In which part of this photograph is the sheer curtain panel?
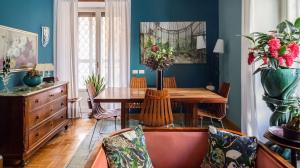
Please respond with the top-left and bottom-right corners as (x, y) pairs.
(104, 0), (131, 87)
(54, 0), (79, 117)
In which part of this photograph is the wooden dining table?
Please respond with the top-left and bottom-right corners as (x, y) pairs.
(93, 87), (227, 128)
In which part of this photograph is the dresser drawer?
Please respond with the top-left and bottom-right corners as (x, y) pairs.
(28, 96), (67, 129)
(28, 85), (67, 110)
(28, 108), (67, 148)
(28, 118), (53, 147)
(52, 108), (67, 129)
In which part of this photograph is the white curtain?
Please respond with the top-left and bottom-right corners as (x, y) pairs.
(282, 0), (300, 22)
(54, 0), (79, 117)
(241, 0), (260, 138)
(103, 0), (130, 87)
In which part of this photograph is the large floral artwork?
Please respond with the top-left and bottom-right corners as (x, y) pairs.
(0, 25), (38, 71)
(140, 21), (207, 64)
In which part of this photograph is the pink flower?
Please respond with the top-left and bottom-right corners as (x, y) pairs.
(283, 54), (294, 67)
(248, 52), (255, 65)
(270, 51), (279, 58)
(287, 43), (299, 58)
(263, 56), (268, 65)
(278, 57), (284, 66)
(151, 45), (159, 53)
(268, 38), (281, 52)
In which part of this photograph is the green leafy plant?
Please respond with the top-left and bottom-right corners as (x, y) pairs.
(244, 17), (300, 74)
(286, 98), (300, 131)
(85, 74), (105, 94)
(26, 65), (42, 77)
(144, 38), (175, 71)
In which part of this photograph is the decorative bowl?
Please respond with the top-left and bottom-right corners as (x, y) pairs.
(23, 75), (42, 87)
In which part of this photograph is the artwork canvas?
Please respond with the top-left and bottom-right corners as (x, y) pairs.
(0, 25), (38, 71)
(140, 21), (206, 64)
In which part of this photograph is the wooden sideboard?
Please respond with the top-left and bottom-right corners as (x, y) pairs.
(0, 82), (69, 166)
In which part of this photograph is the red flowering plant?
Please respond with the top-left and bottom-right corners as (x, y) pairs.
(245, 18), (300, 74)
(144, 40), (174, 71)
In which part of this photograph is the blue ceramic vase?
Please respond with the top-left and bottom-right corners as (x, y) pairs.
(23, 75), (42, 87)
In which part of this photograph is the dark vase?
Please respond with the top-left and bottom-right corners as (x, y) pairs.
(156, 70), (163, 90)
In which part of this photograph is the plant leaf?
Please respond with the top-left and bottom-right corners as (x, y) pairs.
(295, 18), (300, 28)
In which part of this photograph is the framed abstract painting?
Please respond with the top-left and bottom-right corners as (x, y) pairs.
(140, 21), (207, 64)
(0, 25), (38, 71)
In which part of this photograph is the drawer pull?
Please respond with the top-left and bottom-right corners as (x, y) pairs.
(60, 116), (64, 119)
(60, 90), (64, 93)
(35, 116), (40, 120)
(35, 133), (39, 137)
(49, 94), (55, 97)
(35, 99), (39, 103)
(61, 102), (64, 107)
(50, 108), (53, 112)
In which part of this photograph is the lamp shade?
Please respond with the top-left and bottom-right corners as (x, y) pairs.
(196, 36), (206, 49)
(213, 39), (224, 54)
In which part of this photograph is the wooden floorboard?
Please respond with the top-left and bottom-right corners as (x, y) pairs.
(25, 119), (96, 168)
(24, 117), (239, 168)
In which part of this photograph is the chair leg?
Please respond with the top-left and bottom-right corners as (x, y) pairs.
(219, 119), (224, 129)
(79, 101), (82, 118)
(89, 119), (100, 149)
(200, 117), (203, 128)
(114, 116), (117, 131)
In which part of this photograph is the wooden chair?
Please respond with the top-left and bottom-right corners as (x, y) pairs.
(130, 77), (147, 88)
(163, 77), (177, 88)
(128, 77), (148, 118)
(197, 82), (230, 128)
(86, 83), (120, 148)
(139, 89), (174, 127)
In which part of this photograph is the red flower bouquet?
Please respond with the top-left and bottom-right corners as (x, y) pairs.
(245, 18), (300, 73)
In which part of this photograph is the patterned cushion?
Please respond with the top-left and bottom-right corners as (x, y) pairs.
(102, 125), (153, 168)
(201, 126), (258, 168)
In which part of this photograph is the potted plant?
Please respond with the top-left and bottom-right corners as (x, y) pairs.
(245, 18), (300, 126)
(245, 18), (300, 100)
(144, 40), (174, 90)
(23, 66), (43, 87)
(283, 98), (300, 140)
(85, 74), (105, 109)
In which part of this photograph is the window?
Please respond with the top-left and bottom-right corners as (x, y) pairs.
(78, 13), (97, 89)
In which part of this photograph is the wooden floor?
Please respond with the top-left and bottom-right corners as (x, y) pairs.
(25, 119), (96, 168)
(24, 117), (239, 168)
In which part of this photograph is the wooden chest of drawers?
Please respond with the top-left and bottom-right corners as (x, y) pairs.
(0, 82), (69, 166)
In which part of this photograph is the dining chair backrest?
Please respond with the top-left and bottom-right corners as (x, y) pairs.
(139, 89), (173, 127)
(86, 83), (97, 110)
(216, 82), (230, 118)
(163, 77), (177, 88)
(219, 82), (230, 98)
(130, 77), (147, 88)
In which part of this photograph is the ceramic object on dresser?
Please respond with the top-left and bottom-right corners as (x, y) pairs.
(23, 75), (42, 87)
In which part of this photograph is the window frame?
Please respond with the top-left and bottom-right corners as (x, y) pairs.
(77, 8), (105, 92)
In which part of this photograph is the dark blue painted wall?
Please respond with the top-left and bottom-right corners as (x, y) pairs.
(0, 0), (53, 89)
(131, 0), (219, 87)
(219, 0), (242, 127)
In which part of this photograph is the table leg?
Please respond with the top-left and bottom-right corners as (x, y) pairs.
(121, 102), (126, 129)
(184, 103), (197, 127)
(291, 150), (297, 168)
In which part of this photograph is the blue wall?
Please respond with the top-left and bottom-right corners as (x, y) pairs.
(0, 0), (53, 89)
(219, 0), (242, 127)
(131, 0), (219, 87)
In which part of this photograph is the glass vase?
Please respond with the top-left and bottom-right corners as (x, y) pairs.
(2, 75), (10, 92)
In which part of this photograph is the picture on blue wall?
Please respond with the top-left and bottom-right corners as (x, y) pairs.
(0, 25), (38, 71)
(140, 21), (206, 64)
